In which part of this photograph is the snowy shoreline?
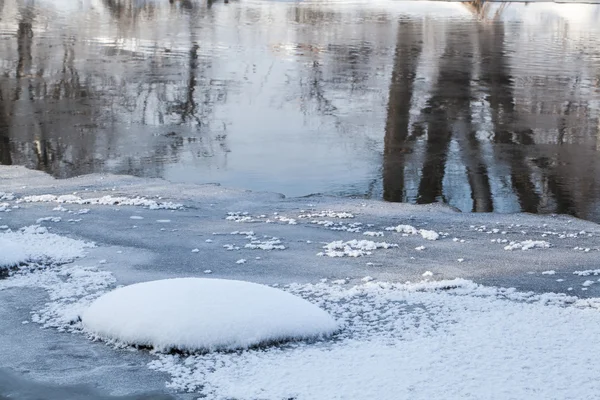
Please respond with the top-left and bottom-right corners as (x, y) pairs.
(2, 165), (600, 399)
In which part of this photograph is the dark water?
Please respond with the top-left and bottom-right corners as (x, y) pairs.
(1, 1), (600, 221)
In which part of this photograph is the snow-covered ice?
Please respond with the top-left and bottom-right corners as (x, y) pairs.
(82, 278), (338, 352)
(0, 225), (93, 268)
(3, 165), (600, 399)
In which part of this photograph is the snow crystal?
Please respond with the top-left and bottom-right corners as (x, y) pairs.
(82, 278), (338, 352)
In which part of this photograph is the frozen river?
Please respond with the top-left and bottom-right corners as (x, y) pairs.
(2, 0), (600, 398)
(2, 165), (600, 398)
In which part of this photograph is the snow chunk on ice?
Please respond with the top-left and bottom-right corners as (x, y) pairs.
(573, 269), (600, 276)
(385, 225), (439, 240)
(19, 194), (182, 210)
(419, 230), (439, 241)
(317, 240), (398, 258)
(385, 224), (418, 235)
(82, 278), (338, 352)
(503, 240), (551, 251)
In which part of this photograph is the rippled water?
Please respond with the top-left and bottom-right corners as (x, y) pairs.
(1, 0), (600, 221)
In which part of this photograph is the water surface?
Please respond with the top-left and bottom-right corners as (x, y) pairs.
(1, 0), (600, 221)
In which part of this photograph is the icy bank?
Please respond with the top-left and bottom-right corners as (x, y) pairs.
(82, 278), (338, 352)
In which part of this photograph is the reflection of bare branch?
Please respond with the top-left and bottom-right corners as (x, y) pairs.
(16, 8), (33, 81)
(417, 28), (477, 205)
(478, 22), (540, 213)
(383, 20), (422, 202)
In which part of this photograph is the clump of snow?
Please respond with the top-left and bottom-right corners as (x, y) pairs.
(244, 238), (285, 250)
(419, 230), (439, 241)
(236, 259), (247, 264)
(0, 226), (94, 268)
(422, 271), (433, 277)
(363, 231), (384, 237)
(19, 195), (182, 210)
(82, 278), (338, 352)
(0, 192), (15, 201)
(542, 270), (556, 275)
(317, 240), (398, 258)
(385, 224), (418, 235)
(573, 269), (600, 276)
(36, 216), (62, 224)
(385, 225), (439, 240)
(503, 240), (551, 251)
(298, 211), (354, 219)
(225, 212), (256, 223)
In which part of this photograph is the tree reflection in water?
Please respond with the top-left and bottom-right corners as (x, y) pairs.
(1, 0), (600, 221)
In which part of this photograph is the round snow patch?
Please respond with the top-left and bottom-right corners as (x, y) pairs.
(82, 278), (338, 352)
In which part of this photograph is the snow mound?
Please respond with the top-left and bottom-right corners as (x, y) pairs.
(82, 278), (339, 352)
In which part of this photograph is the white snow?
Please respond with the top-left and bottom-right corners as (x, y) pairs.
(542, 270), (556, 275)
(82, 278), (338, 352)
(0, 226), (93, 268)
(385, 225), (439, 240)
(574, 269), (600, 276)
(19, 195), (182, 210)
(419, 230), (439, 241)
(298, 211), (354, 219)
(147, 279), (600, 399)
(385, 224), (419, 235)
(36, 217), (62, 224)
(317, 240), (398, 257)
(363, 231), (384, 237)
(503, 240), (551, 251)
